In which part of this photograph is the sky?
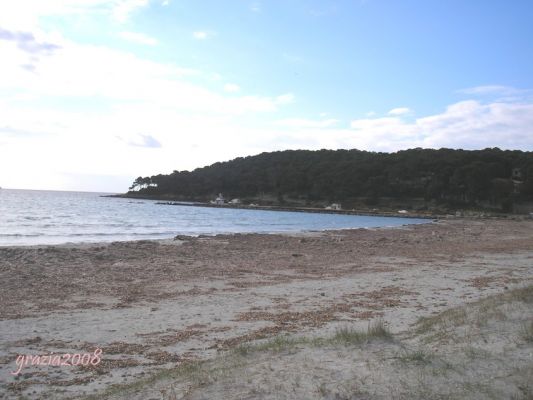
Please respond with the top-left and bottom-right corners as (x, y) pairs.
(0, 0), (532, 192)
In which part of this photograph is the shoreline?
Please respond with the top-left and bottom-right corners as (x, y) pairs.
(0, 208), (437, 248)
(4, 206), (529, 248)
(0, 220), (435, 249)
(1, 218), (532, 399)
(155, 200), (438, 219)
(105, 193), (438, 219)
(106, 192), (532, 220)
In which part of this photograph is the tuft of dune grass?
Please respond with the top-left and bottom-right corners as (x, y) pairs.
(234, 319), (392, 356)
(79, 285), (533, 400)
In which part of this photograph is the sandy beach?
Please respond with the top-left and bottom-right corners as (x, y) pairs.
(1, 218), (532, 399)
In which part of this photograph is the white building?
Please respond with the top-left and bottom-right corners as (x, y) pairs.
(214, 193), (225, 205)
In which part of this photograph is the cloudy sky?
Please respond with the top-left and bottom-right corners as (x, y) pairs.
(0, 0), (532, 192)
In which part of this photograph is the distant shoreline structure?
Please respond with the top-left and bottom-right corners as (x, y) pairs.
(105, 193), (435, 218)
(154, 200), (436, 219)
(107, 193), (527, 220)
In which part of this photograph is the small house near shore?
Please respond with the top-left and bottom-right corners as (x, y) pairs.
(213, 193), (225, 205)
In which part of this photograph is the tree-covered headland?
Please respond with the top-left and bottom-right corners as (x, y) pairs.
(128, 148), (533, 213)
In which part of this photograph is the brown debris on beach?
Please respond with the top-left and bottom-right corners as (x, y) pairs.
(0, 218), (532, 399)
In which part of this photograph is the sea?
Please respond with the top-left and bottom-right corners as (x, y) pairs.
(0, 189), (430, 246)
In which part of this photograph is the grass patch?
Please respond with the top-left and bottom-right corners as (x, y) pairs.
(233, 319), (393, 356)
(397, 349), (434, 365)
(368, 318), (393, 339)
(331, 327), (369, 345)
(521, 321), (533, 343)
(80, 320), (393, 399)
(415, 307), (467, 335)
(415, 284), (533, 342)
(332, 319), (392, 345)
(317, 382), (328, 396)
(160, 384), (179, 400)
(462, 345), (493, 359)
(513, 384), (533, 400)
(80, 286), (533, 400)
(80, 361), (202, 400)
(509, 285), (533, 304)
(79, 355), (246, 400)
(233, 335), (304, 356)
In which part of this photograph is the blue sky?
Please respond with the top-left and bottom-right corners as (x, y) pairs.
(0, 0), (532, 191)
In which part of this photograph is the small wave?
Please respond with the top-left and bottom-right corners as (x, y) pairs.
(0, 233), (41, 237)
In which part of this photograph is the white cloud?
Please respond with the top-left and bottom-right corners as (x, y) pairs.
(257, 98), (533, 154)
(250, 2), (261, 12)
(224, 83), (240, 93)
(388, 107), (411, 115)
(276, 93), (295, 105)
(0, 35), (294, 115)
(118, 31), (158, 45)
(458, 85), (518, 96)
(348, 100), (533, 151)
(275, 118), (339, 129)
(118, 133), (162, 148)
(0, 1), (306, 191)
(193, 31), (213, 40)
(112, 0), (150, 22)
(0, 0), (151, 29)
(0, 32), (299, 190)
(193, 31), (207, 40)
(457, 85), (532, 103)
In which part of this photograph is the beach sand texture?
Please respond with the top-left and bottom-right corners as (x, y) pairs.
(0, 218), (532, 399)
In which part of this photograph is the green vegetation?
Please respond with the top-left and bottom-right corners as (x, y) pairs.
(234, 319), (392, 356)
(80, 322), (393, 400)
(415, 284), (533, 345)
(128, 147), (533, 211)
(522, 321), (533, 343)
(233, 335), (304, 356)
(331, 319), (392, 344)
(79, 286), (533, 400)
(396, 349), (434, 365)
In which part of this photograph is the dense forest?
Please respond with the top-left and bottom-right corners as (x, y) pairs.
(128, 148), (533, 212)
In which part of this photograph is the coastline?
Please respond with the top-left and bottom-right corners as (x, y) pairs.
(1, 219), (532, 399)
(0, 215), (434, 249)
(106, 193), (437, 219)
(106, 193), (529, 220)
(154, 200), (438, 219)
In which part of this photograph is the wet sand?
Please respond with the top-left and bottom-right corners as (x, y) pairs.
(0, 218), (532, 399)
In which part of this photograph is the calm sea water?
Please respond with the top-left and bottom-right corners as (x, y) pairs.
(0, 189), (429, 246)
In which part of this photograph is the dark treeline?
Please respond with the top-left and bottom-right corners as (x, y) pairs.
(129, 148), (533, 212)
